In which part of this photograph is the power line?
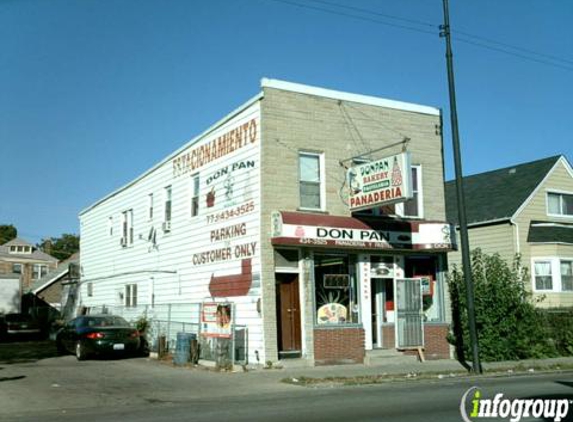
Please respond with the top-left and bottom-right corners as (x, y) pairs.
(265, 0), (573, 72)
(453, 29), (573, 66)
(307, 0), (436, 29)
(454, 36), (573, 72)
(265, 0), (437, 36)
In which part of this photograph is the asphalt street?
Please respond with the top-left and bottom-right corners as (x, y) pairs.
(2, 344), (573, 422)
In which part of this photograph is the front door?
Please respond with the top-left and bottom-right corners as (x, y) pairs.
(276, 273), (302, 356)
(395, 278), (424, 349)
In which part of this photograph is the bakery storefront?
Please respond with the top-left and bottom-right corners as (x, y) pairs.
(271, 211), (456, 364)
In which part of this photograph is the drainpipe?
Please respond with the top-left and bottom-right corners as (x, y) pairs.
(510, 218), (520, 255)
(510, 218), (525, 289)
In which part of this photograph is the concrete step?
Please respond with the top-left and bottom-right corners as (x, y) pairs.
(365, 349), (404, 358)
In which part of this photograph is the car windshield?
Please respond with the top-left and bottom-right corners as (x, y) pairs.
(82, 316), (130, 328)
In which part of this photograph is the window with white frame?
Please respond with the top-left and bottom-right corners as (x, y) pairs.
(562, 260), (573, 291)
(32, 264), (48, 280)
(397, 165), (423, 218)
(148, 193), (154, 221)
(191, 174), (200, 217)
(125, 284), (137, 307)
(547, 192), (573, 217)
(299, 152), (324, 210)
(121, 209), (134, 247)
(533, 258), (573, 292)
(12, 263), (22, 274)
(164, 186), (172, 232)
(534, 260), (553, 291)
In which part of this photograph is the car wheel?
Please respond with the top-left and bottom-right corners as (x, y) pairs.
(75, 341), (87, 361)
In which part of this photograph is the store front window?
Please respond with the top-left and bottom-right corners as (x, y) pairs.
(314, 254), (359, 325)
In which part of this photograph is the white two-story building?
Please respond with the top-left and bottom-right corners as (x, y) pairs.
(79, 79), (455, 365)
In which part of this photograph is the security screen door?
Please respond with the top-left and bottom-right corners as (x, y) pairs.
(395, 278), (424, 349)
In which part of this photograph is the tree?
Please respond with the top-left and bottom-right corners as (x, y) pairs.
(38, 233), (80, 261)
(448, 249), (556, 362)
(0, 224), (17, 245)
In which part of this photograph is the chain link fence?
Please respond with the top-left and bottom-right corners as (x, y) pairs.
(85, 303), (248, 366)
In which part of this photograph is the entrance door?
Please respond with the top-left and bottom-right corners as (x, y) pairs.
(371, 279), (384, 348)
(371, 278), (394, 348)
(276, 273), (302, 356)
(395, 278), (424, 349)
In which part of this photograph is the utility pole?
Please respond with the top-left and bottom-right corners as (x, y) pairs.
(440, 0), (481, 374)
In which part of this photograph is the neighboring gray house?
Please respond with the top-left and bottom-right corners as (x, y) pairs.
(446, 155), (573, 308)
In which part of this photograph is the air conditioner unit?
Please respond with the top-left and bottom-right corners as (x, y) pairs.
(120, 237), (127, 247)
(162, 221), (171, 232)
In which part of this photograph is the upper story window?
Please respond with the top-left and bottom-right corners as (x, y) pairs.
(12, 263), (22, 274)
(299, 152), (324, 210)
(533, 258), (573, 292)
(397, 165), (423, 218)
(148, 193), (154, 221)
(32, 264), (48, 280)
(121, 209), (134, 247)
(191, 174), (200, 217)
(164, 186), (172, 232)
(547, 192), (573, 217)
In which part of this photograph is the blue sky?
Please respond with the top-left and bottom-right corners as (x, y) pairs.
(1, 0), (571, 243)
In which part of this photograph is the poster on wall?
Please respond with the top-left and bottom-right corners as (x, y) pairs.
(201, 302), (233, 338)
(347, 152), (413, 212)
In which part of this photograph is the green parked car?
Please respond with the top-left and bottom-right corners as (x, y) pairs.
(56, 315), (141, 360)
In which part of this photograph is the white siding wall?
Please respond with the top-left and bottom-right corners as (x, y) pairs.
(80, 102), (264, 362)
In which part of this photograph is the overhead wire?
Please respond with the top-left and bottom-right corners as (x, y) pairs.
(264, 0), (573, 72)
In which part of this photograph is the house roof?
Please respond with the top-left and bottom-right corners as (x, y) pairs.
(527, 221), (573, 244)
(445, 155), (562, 226)
(28, 253), (79, 294)
(2, 237), (33, 247)
(0, 238), (58, 263)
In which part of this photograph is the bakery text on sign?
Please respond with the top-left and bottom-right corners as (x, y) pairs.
(347, 152), (412, 211)
(172, 118), (257, 177)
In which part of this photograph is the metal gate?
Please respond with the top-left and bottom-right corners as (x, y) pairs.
(395, 278), (424, 349)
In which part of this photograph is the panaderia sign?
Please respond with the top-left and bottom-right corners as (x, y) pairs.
(347, 152), (413, 211)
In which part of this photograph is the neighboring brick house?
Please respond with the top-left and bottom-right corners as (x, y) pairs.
(446, 155), (573, 308)
(0, 238), (58, 291)
(80, 79), (456, 365)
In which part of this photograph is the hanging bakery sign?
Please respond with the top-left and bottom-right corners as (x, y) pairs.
(347, 152), (413, 211)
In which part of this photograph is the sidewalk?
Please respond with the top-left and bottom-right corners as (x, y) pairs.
(219, 354), (573, 386)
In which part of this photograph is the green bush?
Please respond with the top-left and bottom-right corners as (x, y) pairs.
(448, 249), (558, 362)
(542, 309), (573, 356)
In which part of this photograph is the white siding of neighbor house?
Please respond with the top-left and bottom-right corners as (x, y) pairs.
(80, 102), (264, 362)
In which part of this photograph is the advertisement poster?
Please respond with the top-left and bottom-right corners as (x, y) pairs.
(201, 302), (233, 338)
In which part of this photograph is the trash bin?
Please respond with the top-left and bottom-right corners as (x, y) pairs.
(173, 332), (196, 366)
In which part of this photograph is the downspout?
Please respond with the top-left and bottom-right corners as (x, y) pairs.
(510, 217), (525, 289)
(510, 217), (521, 255)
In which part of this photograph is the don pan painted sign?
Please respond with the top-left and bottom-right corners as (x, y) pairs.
(347, 152), (413, 211)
